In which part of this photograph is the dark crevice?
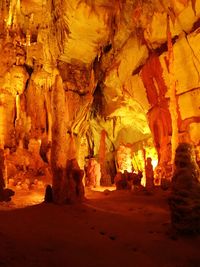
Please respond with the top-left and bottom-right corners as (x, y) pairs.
(154, 42), (168, 56)
(24, 64), (34, 76)
(132, 65), (143, 75)
(103, 43), (112, 53)
(191, 18), (200, 33)
(91, 82), (105, 118)
(154, 35), (178, 56)
(177, 87), (200, 97)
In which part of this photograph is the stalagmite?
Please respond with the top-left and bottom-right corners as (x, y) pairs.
(0, 148), (14, 201)
(145, 157), (154, 190)
(51, 74), (68, 204)
(51, 74), (85, 203)
(169, 143), (200, 235)
(99, 130), (111, 186)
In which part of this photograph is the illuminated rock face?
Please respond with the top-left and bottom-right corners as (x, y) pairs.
(0, 0), (200, 202)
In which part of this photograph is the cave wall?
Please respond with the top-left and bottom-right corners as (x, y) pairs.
(139, 29), (200, 165)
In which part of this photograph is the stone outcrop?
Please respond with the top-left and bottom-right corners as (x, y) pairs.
(168, 143), (200, 234)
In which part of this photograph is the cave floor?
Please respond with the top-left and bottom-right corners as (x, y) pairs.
(0, 188), (200, 267)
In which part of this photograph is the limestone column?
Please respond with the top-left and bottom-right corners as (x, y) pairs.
(51, 74), (85, 203)
(51, 74), (68, 204)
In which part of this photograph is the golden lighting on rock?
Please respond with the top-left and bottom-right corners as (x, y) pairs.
(151, 158), (158, 170)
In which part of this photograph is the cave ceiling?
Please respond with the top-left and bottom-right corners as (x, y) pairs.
(18, 0), (200, 63)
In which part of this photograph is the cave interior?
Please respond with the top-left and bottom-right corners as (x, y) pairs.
(0, 1), (200, 266)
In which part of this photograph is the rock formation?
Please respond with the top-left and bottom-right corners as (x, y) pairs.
(145, 157), (154, 190)
(0, 148), (15, 202)
(169, 143), (200, 234)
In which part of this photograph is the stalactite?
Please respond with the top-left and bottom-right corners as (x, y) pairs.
(191, 0), (196, 15)
(77, 0), (97, 15)
(46, 94), (52, 143)
(113, 117), (117, 138)
(105, 0), (124, 49)
(7, 0), (13, 27)
(7, 0), (20, 28)
(50, 0), (69, 54)
(141, 54), (172, 165)
(141, 55), (168, 105)
(70, 93), (93, 137)
(86, 129), (94, 157)
(70, 69), (96, 136)
(167, 14), (179, 165)
(99, 130), (107, 166)
(44, 69), (57, 143)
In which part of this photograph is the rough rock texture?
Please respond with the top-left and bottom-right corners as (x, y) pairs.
(169, 143), (200, 234)
(85, 158), (101, 188)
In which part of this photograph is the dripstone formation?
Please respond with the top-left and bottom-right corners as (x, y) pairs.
(168, 143), (200, 235)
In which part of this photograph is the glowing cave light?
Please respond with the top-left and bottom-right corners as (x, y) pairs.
(151, 159), (158, 170)
(145, 146), (158, 170)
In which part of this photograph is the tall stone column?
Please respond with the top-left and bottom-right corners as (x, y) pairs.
(51, 74), (84, 203)
(51, 74), (68, 203)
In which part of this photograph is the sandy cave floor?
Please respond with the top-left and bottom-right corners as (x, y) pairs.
(0, 187), (200, 267)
